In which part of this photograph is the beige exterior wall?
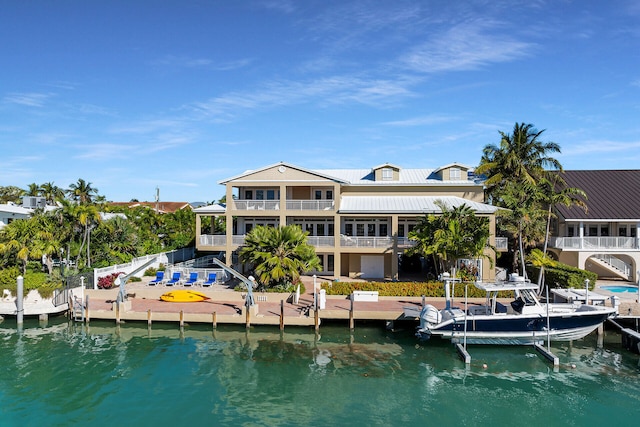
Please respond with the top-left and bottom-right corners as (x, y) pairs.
(197, 163), (496, 282)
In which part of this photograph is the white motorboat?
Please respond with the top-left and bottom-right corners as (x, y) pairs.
(406, 274), (617, 345)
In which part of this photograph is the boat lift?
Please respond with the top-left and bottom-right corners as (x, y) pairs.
(209, 258), (255, 307)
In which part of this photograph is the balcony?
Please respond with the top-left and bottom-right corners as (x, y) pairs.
(199, 235), (226, 246)
(306, 236), (335, 247)
(340, 236), (394, 248)
(286, 200), (334, 211)
(550, 236), (640, 251)
(233, 200), (280, 211)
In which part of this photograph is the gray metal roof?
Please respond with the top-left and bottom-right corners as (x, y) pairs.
(193, 203), (227, 214)
(317, 168), (480, 186)
(339, 196), (499, 214)
(555, 170), (640, 221)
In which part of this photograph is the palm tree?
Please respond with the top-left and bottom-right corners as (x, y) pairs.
(477, 123), (564, 276)
(535, 172), (588, 291)
(75, 204), (101, 267)
(40, 182), (64, 205)
(408, 200), (493, 278)
(0, 218), (39, 275)
(0, 186), (25, 203)
(239, 225), (321, 290)
(67, 179), (98, 204)
(477, 123), (562, 202)
(25, 182), (41, 197)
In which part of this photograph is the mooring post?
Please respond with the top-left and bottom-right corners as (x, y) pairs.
(147, 309), (152, 327)
(245, 306), (251, 329)
(179, 310), (184, 328)
(115, 301), (121, 325)
(280, 300), (284, 331)
(314, 304), (320, 332)
(212, 312), (217, 329)
(16, 275), (24, 328)
(85, 295), (90, 324)
(349, 296), (354, 330)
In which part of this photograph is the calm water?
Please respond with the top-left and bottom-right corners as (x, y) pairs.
(1, 318), (639, 427)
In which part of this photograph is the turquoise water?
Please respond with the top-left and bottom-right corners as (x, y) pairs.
(601, 285), (638, 293)
(1, 319), (639, 426)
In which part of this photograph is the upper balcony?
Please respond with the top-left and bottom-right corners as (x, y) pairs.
(549, 236), (640, 251)
(231, 199), (335, 212)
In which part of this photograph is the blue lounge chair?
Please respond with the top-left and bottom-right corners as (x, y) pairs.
(202, 273), (217, 287)
(165, 272), (181, 286)
(149, 271), (164, 286)
(184, 272), (198, 287)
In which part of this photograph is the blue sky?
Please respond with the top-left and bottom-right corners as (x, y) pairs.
(1, 0), (639, 203)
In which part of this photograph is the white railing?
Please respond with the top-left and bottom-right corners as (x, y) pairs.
(593, 254), (632, 278)
(306, 236), (335, 247)
(233, 200), (280, 211)
(340, 236), (394, 248)
(232, 235), (246, 245)
(199, 235), (226, 246)
(397, 237), (417, 248)
(550, 236), (640, 250)
(286, 200), (335, 211)
(93, 247), (195, 289)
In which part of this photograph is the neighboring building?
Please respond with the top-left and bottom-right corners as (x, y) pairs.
(195, 162), (501, 281)
(108, 201), (192, 214)
(0, 198), (57, 230)
(549, 170), (640, 282)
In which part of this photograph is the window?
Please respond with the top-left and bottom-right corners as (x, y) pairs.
(306, 223), (313, 235)
(345, 224), (353, 236)
(245, 224), (253, 233)
(450, 167), (461, 180)
(317, 223), (325, 236)
(256, 190), (264, 200)
(356, 224), (365, 236)
(328, 223), (334, 236)
(315, 190), (322, 200)
(601, 226), (609, 236)
(398, 224), (405, 238)
(326, 190), (333, 200)
(267, 190), (275, 200)
(381, 168), (393, 181)
(327, 255), (334, 272)
(367, 224), (375, 236)
(380, 224), (388, 237)
(245, 190), (253, 200)
(567, 225), (575, 237)
(588, 226), (598, 236)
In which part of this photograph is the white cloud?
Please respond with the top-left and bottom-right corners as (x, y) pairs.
(564, 139), (640, 155)
(401, 20), (534, 73)
(382, 114), (457, 127)
(3, 92), (53, 107)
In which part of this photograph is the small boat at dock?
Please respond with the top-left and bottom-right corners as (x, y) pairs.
(160, 290), (210, 303)
(405, 274), (617, 345)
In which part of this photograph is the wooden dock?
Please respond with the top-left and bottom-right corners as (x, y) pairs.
(80, 287), (435, 329)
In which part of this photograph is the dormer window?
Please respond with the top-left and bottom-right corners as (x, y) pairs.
(450, 167), (461, 180)
(382, 168), (393, 181)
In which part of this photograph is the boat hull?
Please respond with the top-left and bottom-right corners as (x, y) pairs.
(418, 308), (614, 344)
(160, 290), (210, 303)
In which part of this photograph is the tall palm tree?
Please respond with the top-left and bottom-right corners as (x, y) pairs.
(67, 178), (98, 204)
(239, 225), (321, 290)
(535, 172), (588, 291)
(0, 185), (25, 203)
(477, 123), (562, 202)
(75, 204), (101, 267)
(477, 122), (564, 276)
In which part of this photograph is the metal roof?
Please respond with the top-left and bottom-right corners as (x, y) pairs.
(554, 170), (640, 221)
(317, 168), (480, 186)
(339, 196), (499, 214)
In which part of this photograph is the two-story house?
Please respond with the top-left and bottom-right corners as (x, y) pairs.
(195, 162), (501, 281)
(549, 170), (640, 283)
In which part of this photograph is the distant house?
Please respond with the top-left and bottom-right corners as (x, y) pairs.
(108, 201), (192, 214)
(195, 161), (502, 281)
(0, 198), (58, 230)
(549, 170), (640, 282)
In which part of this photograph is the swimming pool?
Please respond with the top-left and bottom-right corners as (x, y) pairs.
(600, 285), (639, 293)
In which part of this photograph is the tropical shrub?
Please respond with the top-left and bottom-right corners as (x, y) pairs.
(320, 280), (494, 298)
(527, 264), (597, 289)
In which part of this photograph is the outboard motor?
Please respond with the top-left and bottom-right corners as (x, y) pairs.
(419, 304), (442, 329)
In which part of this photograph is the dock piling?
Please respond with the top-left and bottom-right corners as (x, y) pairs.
(212, 312), (217, 329)
(349, 297), (354, 330)
(280, 300), (284, 331)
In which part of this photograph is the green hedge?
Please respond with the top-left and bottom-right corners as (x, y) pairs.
(527, 264), (597, 290)
(0, 268), (63, 298)
(320, 280), (494, 298)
